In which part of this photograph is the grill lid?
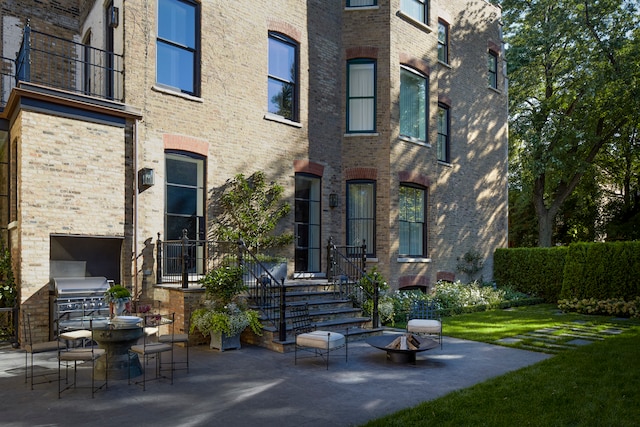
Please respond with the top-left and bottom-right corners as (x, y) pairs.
(53, 276), (110, 297)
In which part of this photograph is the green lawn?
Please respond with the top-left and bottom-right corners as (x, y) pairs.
(365, 305), (640, 426)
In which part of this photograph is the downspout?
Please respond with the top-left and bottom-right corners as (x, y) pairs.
(133, 118), (139, 300)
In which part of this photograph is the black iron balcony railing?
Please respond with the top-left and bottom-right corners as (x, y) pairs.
(4, 20), (124, 110)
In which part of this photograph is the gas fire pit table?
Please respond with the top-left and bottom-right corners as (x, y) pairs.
(366, 334), (439, 364)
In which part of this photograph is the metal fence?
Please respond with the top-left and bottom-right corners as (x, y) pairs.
(14, 21), (124, 103)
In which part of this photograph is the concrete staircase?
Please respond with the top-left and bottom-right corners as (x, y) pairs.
(243, 278), (384, 353)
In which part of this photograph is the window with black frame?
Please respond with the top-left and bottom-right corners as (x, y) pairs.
(347, 181), (376, 257)
(347, 59), (376, 133)
(268, 32), (298, 122)
(400, 0), (429, 25)
(437, 103), (450, 163)
(156, 0), (200, 96)
(400, 67), (427, 142)
(399, 184), (427, 257)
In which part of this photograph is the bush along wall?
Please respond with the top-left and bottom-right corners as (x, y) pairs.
(494, 247), (567, 302)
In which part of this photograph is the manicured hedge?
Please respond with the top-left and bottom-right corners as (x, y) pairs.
(560, 242), (640, 300)
(494, 247), (567, 302)
(495, 242), (640, 303)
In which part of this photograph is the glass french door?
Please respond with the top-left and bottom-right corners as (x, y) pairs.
(294, 175), (321, 273)
(165, 153), (205, 274)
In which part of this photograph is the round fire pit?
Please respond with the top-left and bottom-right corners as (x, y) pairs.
(366, 334), (439, 364)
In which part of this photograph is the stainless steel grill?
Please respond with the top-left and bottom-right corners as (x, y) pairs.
(52, 277), (111, 335)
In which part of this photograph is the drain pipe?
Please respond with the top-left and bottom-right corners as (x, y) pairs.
(133, 118), (139, 300)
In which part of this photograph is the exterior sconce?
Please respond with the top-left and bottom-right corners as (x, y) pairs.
(108, 6), (119, 28)
(140, 168), (155, 187)
(329, 193), (339, 208)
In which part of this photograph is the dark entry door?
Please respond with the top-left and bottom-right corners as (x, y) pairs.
(294, 175), (321, 273)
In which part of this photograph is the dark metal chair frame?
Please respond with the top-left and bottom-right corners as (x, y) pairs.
(23, 312), (60, 390)
(406, 300), (443, 349)
(128, 312), (174, 391)
(291, 303), (348, 370)
(58, 318), (108, 398)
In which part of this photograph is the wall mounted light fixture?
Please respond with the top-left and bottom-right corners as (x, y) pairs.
(140, 168), (155, 187)
(108, 6), (119, 28)
(329, 193), (339, 208)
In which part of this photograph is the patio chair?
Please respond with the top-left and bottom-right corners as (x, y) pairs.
(23, 312), (60, 390)
(158, 315), (190, 373)
(129, 313), (174, 390)
(406, 300), (443, 349)
(58, 319), (107, 398)
(291, 303), (347, 369)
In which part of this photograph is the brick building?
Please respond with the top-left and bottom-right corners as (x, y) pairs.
(0, 0), (507, 342)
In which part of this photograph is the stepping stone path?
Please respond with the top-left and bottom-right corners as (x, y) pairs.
(495, 320), (632, 354)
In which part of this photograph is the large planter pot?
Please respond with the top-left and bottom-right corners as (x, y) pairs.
(210, 331), (241, 351)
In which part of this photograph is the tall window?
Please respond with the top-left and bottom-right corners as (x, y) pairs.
(488, 51), (498, 89)
(400, 67), (427, 142)
(437, 20), (449, 63)
(347, 59), (376, 132)
(347, 181), (376, 256)
(437, 104), (450, 162)
(399, 185), (427, 257)
(347, 0), (377, 6)
(268, 32), (298, 121)
(165, 153), (205, 241)
(156, 0), (200, 96)
(401, 0), (429, 25)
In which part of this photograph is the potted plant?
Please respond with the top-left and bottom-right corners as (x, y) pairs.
(190, 264), (262, 351)
(104, 284), (131, 317)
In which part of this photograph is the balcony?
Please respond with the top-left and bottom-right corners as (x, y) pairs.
(1, 22), (124, 111)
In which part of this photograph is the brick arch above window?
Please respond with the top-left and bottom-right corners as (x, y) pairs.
(294, 160), (324, 176)
(346, 46), (379, 60)
(345, 167), (378, 181)
(488, 40), (501, 55)
(398, 275), (430, 291)
(163, 134), (208, 157)
(438, 94), (452, 107)
(267, 20), (301, 43)
(398, 171), (430, 188)
(399, 53), (430, 76)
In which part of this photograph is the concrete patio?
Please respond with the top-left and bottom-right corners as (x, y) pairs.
(0, 332), (550, 426)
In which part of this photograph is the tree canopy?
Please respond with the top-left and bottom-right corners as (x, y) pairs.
(503, 0), (640, 246)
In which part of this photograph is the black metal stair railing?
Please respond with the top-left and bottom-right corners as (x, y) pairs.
(326, 237), (380, 328)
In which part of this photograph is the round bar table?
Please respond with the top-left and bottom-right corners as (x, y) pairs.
(93, 323), (144, 380)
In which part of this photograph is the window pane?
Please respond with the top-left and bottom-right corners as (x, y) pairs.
(437, 106), (449, 162)
(400, 69), (426, 141)
(348, 0), (376, 6)
(166, 157), (198, 186)
(268, 37), (295, 83)
(268, 79), (294, 118)
(438, 22), (448, 62)
(157, 41), (194, 93)
(401, 0), (425, 23)
(158, 0), (195, 48)
(349, 63), (374, 97)
(167, 186), (197, 215)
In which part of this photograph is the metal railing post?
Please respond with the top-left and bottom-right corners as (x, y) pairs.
(279, 279), (287, 342)
(373, 277), (380, 328)
(156, 233), (163, 284)
(181, 229), (188, 288)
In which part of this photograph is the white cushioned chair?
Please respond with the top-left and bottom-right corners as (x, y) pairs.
(291, 303), (347, 369)
(406, 300), (443, 349)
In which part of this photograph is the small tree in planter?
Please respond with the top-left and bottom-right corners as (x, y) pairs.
(190, 264), (262, 351)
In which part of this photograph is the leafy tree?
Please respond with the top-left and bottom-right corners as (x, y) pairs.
(212, 171), (294, 253)
(503, 0), (640, 246)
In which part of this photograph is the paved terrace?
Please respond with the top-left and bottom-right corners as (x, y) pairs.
(0, 332), (550, 427)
